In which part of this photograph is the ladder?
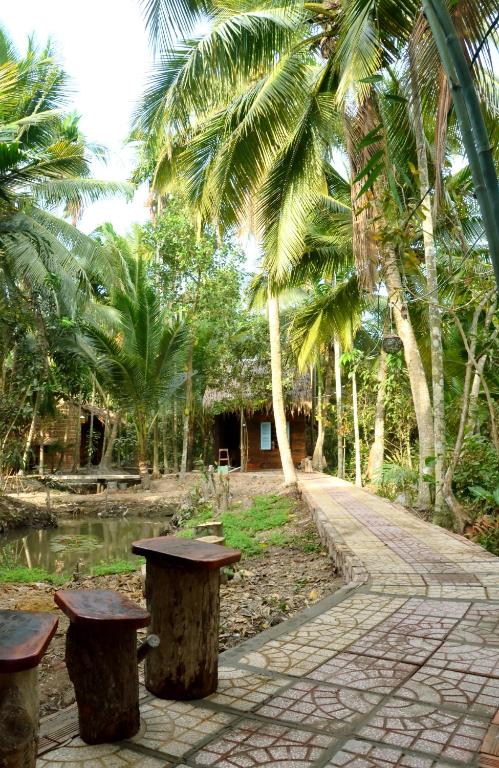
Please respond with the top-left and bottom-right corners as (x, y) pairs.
(218, 449), (230, 473)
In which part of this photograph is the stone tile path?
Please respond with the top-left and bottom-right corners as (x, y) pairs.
(39, 475), (499, 767)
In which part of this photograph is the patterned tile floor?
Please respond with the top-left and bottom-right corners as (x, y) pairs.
(39, 474), (499, 768)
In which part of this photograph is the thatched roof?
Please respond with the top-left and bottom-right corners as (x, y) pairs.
(203, 361), (312, 415)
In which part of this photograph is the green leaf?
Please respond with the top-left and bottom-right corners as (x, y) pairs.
(352, 149), (384, 184)
(358, 74), (384, 84)
(355, 159), (384, 198)
(468, 486), (490, 500)
(356, 126), (382, 151)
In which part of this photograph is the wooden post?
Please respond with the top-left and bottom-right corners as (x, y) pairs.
(0, 610), (58, 768)
(132, 536), (241, 700)
(54, 589), (149, 745)
(144, 561), (220, 699)
(65, 623), (140, 744)
(0, 668), (38, 768)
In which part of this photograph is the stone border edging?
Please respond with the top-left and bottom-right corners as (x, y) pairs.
(300, 487), (369, 588)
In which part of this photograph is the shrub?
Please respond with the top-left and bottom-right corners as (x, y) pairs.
(469, 515), (499, 556)
(454, 435), (499, 510)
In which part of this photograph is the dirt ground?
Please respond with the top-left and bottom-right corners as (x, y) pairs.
(7, 470), (293, 517)
(1, 472), (342, 716)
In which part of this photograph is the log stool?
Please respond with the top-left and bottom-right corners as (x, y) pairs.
(131, 536), (240, 699)
(54, 589), (149, 745)
(0, 610), (58, 768)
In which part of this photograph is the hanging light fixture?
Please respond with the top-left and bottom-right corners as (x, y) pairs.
(382, 304), (403, 353)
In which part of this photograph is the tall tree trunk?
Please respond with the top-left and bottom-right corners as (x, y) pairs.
(383, 248), (434, 508)
(312, 363), (328, 471)
(334, 338), (344, 479)
(467, 364), (485, 435)
(267, 289), (297, 487)
(466, 320), (497, 434)
(180, 343), (193, 478)
(409, 47), (446, 513)
(100, 413), (120, 471)
(87, 410), (95, 467)
(72, 401), (82, 472)
(19, 390), (41, 475)
(152, 419), (161, 479)
(5, 342), (17, 397)
(310, 365), (316, 448)
(442, 294), (494, 527)
(39, 428), (45, 477)
(452, 304), (499, 456)
(367, 348), (387, 482)
(162, 414), (170, 475)
(352, 369), (362, 487)
(312, 380), (325, 471)
(137, 423), (150, 490)
(240, 407), (248, 471)
(172, 398), (179, 472)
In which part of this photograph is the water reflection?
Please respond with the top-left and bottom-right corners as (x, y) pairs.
(1, 517), (167, 575)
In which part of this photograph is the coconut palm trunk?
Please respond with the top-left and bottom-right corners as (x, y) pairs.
(267, 289), (297, 486)
(351, 368), (362, 487)
(137, 421), (151, 490)
(312, 366), (326, 471)
(162, 414), (170, 474)
(152, 419), (161, 478)
(180, 342), (193, 478)
(383, 248), (434, 508)
(334, 338), (344, 478)
(172, 398), (179, 472)
(409, 47), (446, 513)
(367, 348), (387, 482)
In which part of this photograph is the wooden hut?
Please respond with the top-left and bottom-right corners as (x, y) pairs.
(32, 401), (114, 473)
(204, 367), (312, 471)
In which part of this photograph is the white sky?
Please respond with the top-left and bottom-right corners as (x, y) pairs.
(4, 0), (152, 234)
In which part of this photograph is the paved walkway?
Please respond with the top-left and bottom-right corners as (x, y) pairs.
(39, 475), (499, 767)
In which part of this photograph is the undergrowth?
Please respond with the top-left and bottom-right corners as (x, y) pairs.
(179, 493), (293, 556)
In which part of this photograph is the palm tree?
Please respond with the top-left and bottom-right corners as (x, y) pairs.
(0, 30), (134, 474)
(79, 228), (187, 487)
(0, 30), (131, 292)
(136, 0), (496, 511)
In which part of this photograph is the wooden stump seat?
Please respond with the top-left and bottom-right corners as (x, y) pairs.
(0, 610), (58, 768)
(131, 536), (241, 700)
(54, 589), (149, 745)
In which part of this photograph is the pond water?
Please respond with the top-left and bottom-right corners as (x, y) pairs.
(0, 517), (167, 576)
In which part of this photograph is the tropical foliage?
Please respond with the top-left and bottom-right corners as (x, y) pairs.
(0, 1), (497, 546)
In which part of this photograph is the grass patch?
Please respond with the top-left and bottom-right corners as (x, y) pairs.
(0, 566), (66, 586)
(89, 558), (144, 577)
(179, 494), (293, 556)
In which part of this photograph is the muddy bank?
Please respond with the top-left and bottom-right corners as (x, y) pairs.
(0, 495), (56, 534)
(5, 471), (288, 518)
(1, 492), (341, 717)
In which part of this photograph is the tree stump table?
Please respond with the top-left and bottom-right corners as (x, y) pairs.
(54, 589), (149, 744)
(131, 536), (241, 699)
(0, 610), (58, 768)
